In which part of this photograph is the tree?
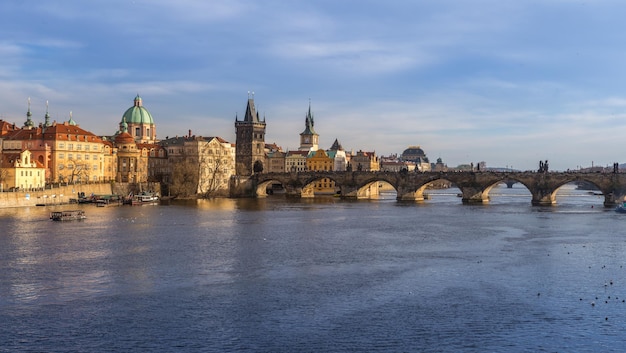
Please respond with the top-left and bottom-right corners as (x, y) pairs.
(198, 141), (233, 198)
(169, 158), (199, 198)
(253, 160), (264, 174)
(67, 160), (91, 183)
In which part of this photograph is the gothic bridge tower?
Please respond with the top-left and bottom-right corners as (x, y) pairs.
(235, 95), (266, 176)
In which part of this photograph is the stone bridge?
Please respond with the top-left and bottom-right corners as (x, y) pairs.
(241, 171), (626, 207)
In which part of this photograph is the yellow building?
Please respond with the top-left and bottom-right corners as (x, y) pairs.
(102, 140), (117, 182)
(350, 150), (380, 171)
(306, 149), (337, 195)
(0, 150), (46, 191)
(46, 119), (106, 183)
(114, 131), (150, 183)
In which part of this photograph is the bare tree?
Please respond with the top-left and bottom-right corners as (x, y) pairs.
(67, 160), (90, 183)
(169, 158), (199, 198)
(199, 154), (228, 198)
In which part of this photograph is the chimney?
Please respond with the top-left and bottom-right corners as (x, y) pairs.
(188, 129), (192, 138)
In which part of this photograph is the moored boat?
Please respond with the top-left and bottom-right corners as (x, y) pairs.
(50, 210), (86, 221)
(138, 193), (159, 202)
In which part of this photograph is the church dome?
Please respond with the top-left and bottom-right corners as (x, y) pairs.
(115, 131), (135, 144)
(121, 95), (154, 125)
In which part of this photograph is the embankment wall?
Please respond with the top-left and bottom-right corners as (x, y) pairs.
(0, 184), (113, 208)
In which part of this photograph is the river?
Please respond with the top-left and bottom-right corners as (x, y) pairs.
(1, 183), (625, 352)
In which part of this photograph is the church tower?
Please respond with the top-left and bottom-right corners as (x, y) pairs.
(298, 101), (319, 151)
(235, 95), (266, 176)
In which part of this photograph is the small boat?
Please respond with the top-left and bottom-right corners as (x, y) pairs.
(50, 210), (86, 221)
(138, 193), (159, 202)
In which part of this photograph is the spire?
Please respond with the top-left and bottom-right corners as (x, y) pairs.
(24, 97), (34, 128)
(300, 100), (317, 135)
(330, 138), (343, 151)
(308, 98), (314, 128)
(68, 111), (77, 126)
(244, 97), (259, 123)
(44, 100), (51, 127)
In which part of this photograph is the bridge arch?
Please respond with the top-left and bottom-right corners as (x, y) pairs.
(254, 179), (280, 197)
(476, 178), (534, 203)
(343, 175), (399, 199)
(397, 177), (455, 201)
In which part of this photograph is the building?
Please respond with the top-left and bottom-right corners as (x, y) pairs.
(147, 144), (168, 183)
(160, 133), (235, 197)
(432, 157), (448, 172)
(235, 96), (266, 175)
(114, 130), (147, 183)
(285, 150), (308, 172)
(328, 138), (347, 171)
(350, 150), (380, 171)
(101, 140), (117, 182)
(400, 146), (431, 172)
(298, 102), (319, 152)
(46, 118), (106, 183)
(196, 136), (236, 196)
(307, 149), (336, 194)
(0, 149), (46, 191)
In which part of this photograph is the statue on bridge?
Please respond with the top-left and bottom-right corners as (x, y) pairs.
(539, 160), (549, 173)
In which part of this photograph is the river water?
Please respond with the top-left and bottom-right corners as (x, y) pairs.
(1, 184), (625, 352)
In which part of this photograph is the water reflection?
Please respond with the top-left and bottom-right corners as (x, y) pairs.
(2, 195), (626, 351)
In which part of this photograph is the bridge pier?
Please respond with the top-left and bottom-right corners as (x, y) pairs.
(396, 192), (425, 201)
(530, 189), (557, 206)
(459, 186), (489, 204)
(395, 185), (426, 201)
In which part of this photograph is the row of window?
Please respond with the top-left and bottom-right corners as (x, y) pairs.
(58, 153), (100, 160)
(19, 171), (41, 177)
(58, 164), (99, 170)
(58, 143), (101, 151)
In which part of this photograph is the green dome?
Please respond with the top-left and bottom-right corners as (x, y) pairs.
(121, 95), (154, 125)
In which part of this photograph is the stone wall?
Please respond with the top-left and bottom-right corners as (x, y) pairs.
(0, 182), (162, 208)
(0, 183), (113, 208)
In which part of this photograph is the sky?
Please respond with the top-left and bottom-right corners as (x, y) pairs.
(2, 0), (626, 171)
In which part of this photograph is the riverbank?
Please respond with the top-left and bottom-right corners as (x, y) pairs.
(0, 184), (113, 208)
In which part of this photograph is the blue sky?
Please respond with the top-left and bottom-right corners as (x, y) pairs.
(1, 0), (626, 171)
